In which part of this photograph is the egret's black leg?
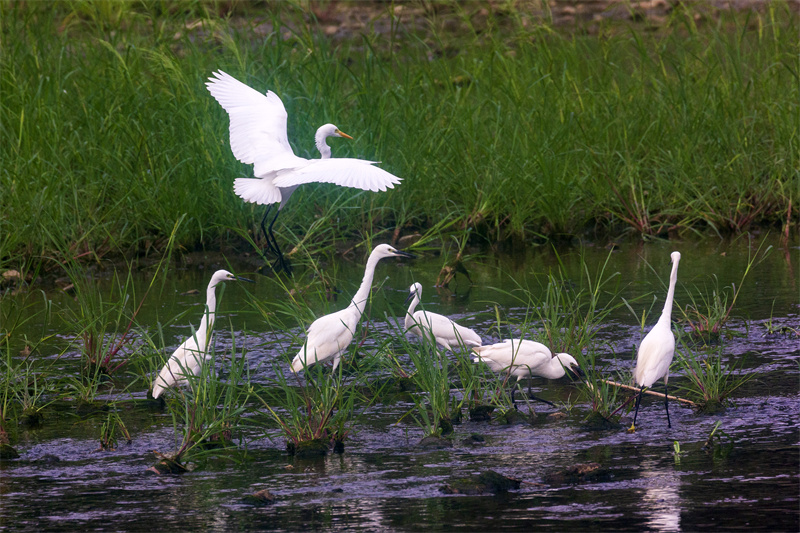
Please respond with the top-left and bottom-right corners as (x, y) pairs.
(511, 386), (519, 410)
(258, 206), (291, 275)
(525, 378), (555, 406)
(632, 385), (645, 429)
(266, 206), (292, 275)
(527, 393), (556, 407)
(260, 206), (278, 256)
(664, 381), (672, 428)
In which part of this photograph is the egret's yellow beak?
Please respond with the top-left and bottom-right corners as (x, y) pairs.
(335, 129), (353, 140)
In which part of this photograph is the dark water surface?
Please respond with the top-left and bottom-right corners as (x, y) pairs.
(1, 235), (798, 531)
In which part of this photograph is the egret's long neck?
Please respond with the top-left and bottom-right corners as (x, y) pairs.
(196, 282), (219, 346)
(405, 292), (420, 329)
(349, 253), (383, 318)
(659, 260), (680, 324)
(315, 129), (332, 159)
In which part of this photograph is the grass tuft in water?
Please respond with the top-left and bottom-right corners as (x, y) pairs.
(676, 345), (754, 412)
(158, 332), (253, 464)
(678, 237), (772, 341)
(258, 357), (380, 456)
(1, 289), (60, 442)
(702, 420), (735, 461)
(98, 407), (132, 451)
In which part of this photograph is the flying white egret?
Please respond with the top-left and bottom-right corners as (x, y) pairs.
(472, 339), (583, 407)
(291, 244), (414, 373)
(151, 269), (253, 399)
(404, 282), (481, 351)
(631, 251), (681, 430)
(205, 70), (402, 274)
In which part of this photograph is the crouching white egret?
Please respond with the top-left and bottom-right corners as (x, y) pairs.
(291, 244), (414, 373)
(631, 251), (681, 431)
(404, 282), (481, 351)
(151, 270), (253, 399)
(472, 339), (583, 407)
(206, 71), (403, 274)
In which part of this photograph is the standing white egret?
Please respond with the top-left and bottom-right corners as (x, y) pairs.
(151, 270), (253, 399)
(472, 339), (583, 407)
(631, 251), (681, 430)
(291, 244), (414, 373)
(404, 282), (481, 351)
(206, 70), (402, 274)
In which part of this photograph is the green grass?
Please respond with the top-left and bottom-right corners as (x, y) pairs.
(257, 352), (386, 455)
(0, 2), (797, 271)
(676, 344), (755, 412)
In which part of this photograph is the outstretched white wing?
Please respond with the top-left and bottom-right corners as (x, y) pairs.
(273, 158), (402, 192)
(207, 70), (403, 205)
(206, 70), (304, 176)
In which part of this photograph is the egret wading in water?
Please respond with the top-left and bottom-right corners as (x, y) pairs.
(151, 270), (253, 399)
(472, 339), (583, 408)
(206, 71), (402, 274)
(291, 244), (414, 373)
(631, 251), (681, 431)
(404, 282), (481, 351)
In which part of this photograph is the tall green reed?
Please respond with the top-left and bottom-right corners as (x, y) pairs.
(2, 3), (796, 266)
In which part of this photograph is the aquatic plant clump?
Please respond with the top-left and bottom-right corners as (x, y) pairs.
(676, 347), (755, 412)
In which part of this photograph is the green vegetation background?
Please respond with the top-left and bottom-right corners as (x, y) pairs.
(1, 1), (797, 267)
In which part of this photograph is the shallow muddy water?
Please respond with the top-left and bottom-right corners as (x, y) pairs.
(1, 235), (798, 531)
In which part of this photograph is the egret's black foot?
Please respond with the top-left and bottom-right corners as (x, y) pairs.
(272, 257), (292, 276)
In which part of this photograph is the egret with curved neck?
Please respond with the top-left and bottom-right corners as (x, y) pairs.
(291, 244), (414, 373)
(404, 282), (481, 351)
(631, 251), (681, 430)
(206, 71), (403, 274)
(152, 270), (253, 399)
(472, 339), (583, 407)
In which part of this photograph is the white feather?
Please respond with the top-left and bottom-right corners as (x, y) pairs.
(472, 339), (579, 382)
(151, 270), (245, 399)
(291, 244), (412, 373)
(206, 70), (402, 206)
(404, 282), (481, 351)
